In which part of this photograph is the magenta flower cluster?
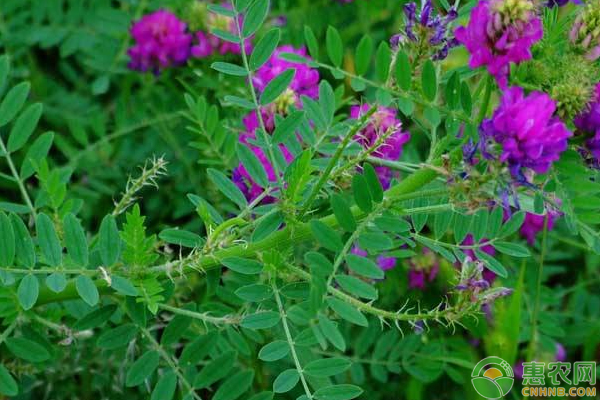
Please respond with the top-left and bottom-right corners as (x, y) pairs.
(480, 87), (572, 178)
(128, 9), (251, 74)
(350, 104), (411, 189)
(233, 46), (320, 201)
(128, 10), (192, 73)
(455, 0), (543, 88)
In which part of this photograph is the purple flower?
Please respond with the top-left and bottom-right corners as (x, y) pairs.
(407, 248), (440, 290)
(480, 87), (572, 178)
(454, 0), (542, 88)
(252, 45), (320, 100)
(392, 0), (458, 60)
(127, 10), (192, 73)
(351, 246), (397, 272)
(520, 211), (559, 245)
(350, 104), (411, 189)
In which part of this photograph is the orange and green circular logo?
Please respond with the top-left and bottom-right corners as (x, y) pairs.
(471, 356), (514, 399)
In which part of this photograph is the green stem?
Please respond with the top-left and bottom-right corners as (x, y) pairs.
(272, 280), (313, 399)
(300, 106), (377, 217)
(527, 214), (548, 360)
(157, 303), (241, 326)
(0, 136), (36, 216)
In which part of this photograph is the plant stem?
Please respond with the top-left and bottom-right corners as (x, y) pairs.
(272, 280), (313, 399)
(527, 214), (548, 361)
(0, 136), (36, 216)
(476, 74), (493, 124)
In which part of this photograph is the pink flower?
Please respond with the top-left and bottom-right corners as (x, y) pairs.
(520, 211), (559, 245)
(454, 0), (542, 88)
(127, 10), (192, 73)
(407, 248), (439, 290)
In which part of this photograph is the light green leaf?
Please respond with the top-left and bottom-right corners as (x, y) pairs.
(0, 82), (30, 128)
(17, 274), (38, 310)
(273, 369), (299, 393)
(63, 213), (88, 266)
(75, 275), (99, 306)
(36, 213), (62, 267)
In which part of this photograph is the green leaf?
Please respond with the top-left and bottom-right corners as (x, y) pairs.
(445, 72), (460, 110)
(346, 254), (384, 279)
(111, 275), (138, 296)
(272, 110), (305, 144)
(375, 42), (391, 82)
(261, 69), (295, 105)
(0, 212), (15, 267)
(499, 211), (525, 237)
(433, 211), (453, 240)
(493, 241), (530, 257)
(151, 372), (177, 400)
(179, 332), (218, 366)
(327, 297), (368, 327)
(310, 220), (343, 252)
(472, 209), (488, 242)
(475, 250), (508, 278)
(193, 350), (237, 388)
(305, 251), (333, 276)
(487, 207), (504, 237)
(0, 56), (8, 90)
(17, 274), (38, 310)
(159, 228), (203, 248)
(355, 35), (373, 76)
(0, 82), (30, 127)
(213, 370), (255, 400)
(318, 314), (346, 351)
(259, 340), (290, 361)
(304, 26), (319, 59)
(7, 103), (43, 152)
(250, 28), (280, 70)
(36, 213), (62, 267)
(335, 275), (378, 300)
(252, 211), (283, 241)
(273, 369), (299, 393)
(241, 311), (280, 329)
(421, 60), (437, 101)
(126, 350), (160, 387)
(319, 80), (335, 125)
(97, 324), (138, 349)
(211, 62), (248, 76)
(237, 142), (268, 187)
(313, 384), (363, 400)
(63, 213), (88, 266)
(242, 0), (269, 37)
(249, 392), (274, 400)
(161, 315), (192, 346)
(0, 364), (18, 396)
(453, 212), (472, 243)
(352, 174), (372, 212)
(236, 283), (273, 302)
(326, 26), (343, 67)
(330, 194), (356, 232)
(75, 275), (99, 306)
(5, 337), (50, 362)
(10, 214), (35, 268)
(99, 215), (121, 266)
(362, 163), (383, 202)
(395, 51), (411, 91)
(20, 131), (54, 179)
(45, 273), (67, 293)
(304, 358), (351, 377)
(461, 82), (472, 115)
(208, 168), (248, 209)
(222, 257), (263, 274)
(74, 305), (117, 330)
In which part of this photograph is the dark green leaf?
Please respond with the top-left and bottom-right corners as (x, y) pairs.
(355, 35), (373, 76)
(250, 28), (280, 70)
(97, 324), (138, 349)
(0, 364), (18, 396)
(273, 369), (299, 393)
(193, 350), (236, 388)
(7, 103), (42, 153)
(242, 0), (269, 37)
(111, 275), (138, 296)
(330, 194), (356, 232)
(36, 213), (62, 267)
(5, 337), (50, 362)
(326, 26), (343, 67)
(261, 69), (295, 105)
(213, 370), (255, 400)
(241, 311), (280, 329)
(63, 213), (88, 266)
(99, 215), (120, 266)
(335, 275), (377, 300)
(237, 142), (269, 187)
(304, 358), (351, 377)
(75, 275), (99, 306)
(222, 257), (263, 274)
(421, 60), (437, 101)
(272, 110), (305, 144)
(259, 340), (289, 361)
(327, 297), (368, 327)
(208, 168), (248, 209)
(346, 254), (384, 279)
(0, 212), (15, 267)
(352, 174), (372, 212)
(375, 42), (391, 82)
(395, 51), (411, 91)
(310, 220), (343, 252)
(126, 350), (159, 387)
(17, 274), (38, 310)
(211, 62), (248, 76)
(0, 82), (30, 127)
(313, 384), (363, 400)
(151, 372), (177, 400)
